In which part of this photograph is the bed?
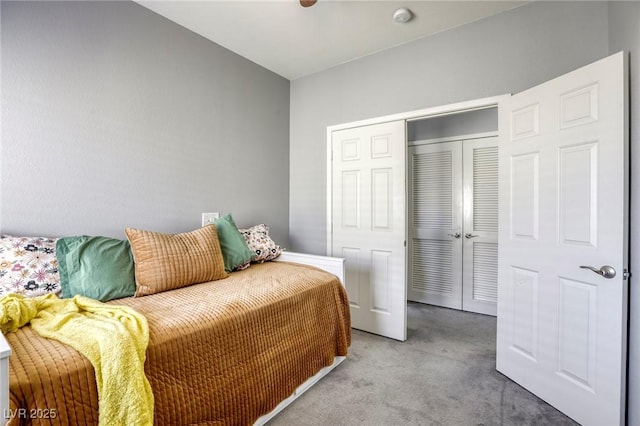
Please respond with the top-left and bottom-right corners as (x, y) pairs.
(0, 251), (350, 425)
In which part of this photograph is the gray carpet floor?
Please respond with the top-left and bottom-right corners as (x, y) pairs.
(270, 302), (578, 425)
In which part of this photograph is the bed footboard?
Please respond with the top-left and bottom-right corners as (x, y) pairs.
(275, 252), (345, 285)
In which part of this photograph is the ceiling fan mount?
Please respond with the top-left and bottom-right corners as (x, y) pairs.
(300, 0), (318, 7)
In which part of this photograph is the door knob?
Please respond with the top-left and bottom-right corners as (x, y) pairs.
(579, 265), (616, 279)
(447, 232), (461, 239)
(464, 233), (479, 239)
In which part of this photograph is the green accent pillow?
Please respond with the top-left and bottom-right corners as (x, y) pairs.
(56, 236), (136, 302)
(214, 214), (255, 272)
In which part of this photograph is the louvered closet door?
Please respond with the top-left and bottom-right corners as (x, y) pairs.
(462, 137), (499, 315)
(408, 141), (463, 309)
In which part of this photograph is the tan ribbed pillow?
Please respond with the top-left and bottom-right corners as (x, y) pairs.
(125, 225), (228, 297)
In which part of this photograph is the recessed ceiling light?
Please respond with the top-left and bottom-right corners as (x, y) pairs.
(393, 8), (413, 24)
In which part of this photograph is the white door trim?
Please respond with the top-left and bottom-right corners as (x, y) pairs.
(409, 131), (498, 147)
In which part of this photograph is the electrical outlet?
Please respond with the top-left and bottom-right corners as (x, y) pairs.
(202, 212), (219, 227)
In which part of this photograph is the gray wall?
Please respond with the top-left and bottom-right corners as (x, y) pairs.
(2, 0), (639, 422)
(289, 0), (610, 255)
(289, 1), (640, 423)
(0, 1), (290, 245)
(608, 3), (640, 425)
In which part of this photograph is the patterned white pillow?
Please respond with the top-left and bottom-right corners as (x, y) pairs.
(0, 235), (61, 297)
(238, 224), (282, 263)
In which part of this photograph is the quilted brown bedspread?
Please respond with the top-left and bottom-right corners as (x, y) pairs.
(5, 261), (351, 425)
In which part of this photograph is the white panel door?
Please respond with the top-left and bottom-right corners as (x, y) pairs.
(331, 120), (407, 341)
(497, 52), (628, 425)
(408, 141), (463, 309)
(462, 137), (499, 315)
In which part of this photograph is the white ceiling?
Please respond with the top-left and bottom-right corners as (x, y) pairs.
(136, 0), (528, 80)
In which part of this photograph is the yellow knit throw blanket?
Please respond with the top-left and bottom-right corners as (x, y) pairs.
(0, 293), (154, 426)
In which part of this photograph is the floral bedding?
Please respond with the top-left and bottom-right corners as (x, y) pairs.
(0, 235), (61, 297)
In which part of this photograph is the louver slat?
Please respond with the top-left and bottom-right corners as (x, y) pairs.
(412, 151), (453, 229)
(473, 146), (499, 232)
(472, 242), (498, 302)
(411, 239), (454, 295)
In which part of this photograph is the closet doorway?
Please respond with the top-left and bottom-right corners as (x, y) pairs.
(407, 108), (498, 316)
(327, 95), (505, 339)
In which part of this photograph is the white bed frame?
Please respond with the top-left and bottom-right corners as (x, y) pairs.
(0, 251), (346, 425)
(254, 355), (346, 425)
(0, 334), (10, 424)
(256, 251), (347, 424)
(274, 251), (345, 284)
